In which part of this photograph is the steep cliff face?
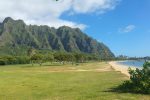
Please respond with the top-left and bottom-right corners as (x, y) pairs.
(0, 17), (114, 58)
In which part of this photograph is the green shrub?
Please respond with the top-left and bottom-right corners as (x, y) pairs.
(0, 56), (30, 65)
(0, 58), (7, 65)
(0, 56), (17, 65)
(118, 62), (150, 94)
(15, 56), (30, 64)
(30, 53), (44, 66)
(4, 56), (17, 64)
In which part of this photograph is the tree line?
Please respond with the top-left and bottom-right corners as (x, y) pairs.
(0, 48), (108, 65)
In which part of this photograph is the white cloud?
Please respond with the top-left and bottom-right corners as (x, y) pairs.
(119, 25), (136, 33)
(0, 0), (120, 30)
(72, 0), (120, 14)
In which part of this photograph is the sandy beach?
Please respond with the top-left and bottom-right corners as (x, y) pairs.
(109, 61), (134, 77)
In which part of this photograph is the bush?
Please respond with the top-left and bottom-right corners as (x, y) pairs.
(5, 56), (17, 64)
(0, 58), (7, 65)
(0, 56), (17, 65)
(0, 56), (30, 65)
(118, 62), (150, 94)
(30, 53), (44, 66)
(15, 56), (30, 64)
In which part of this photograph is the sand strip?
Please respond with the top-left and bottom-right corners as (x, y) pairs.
(109, 61), (134, 77)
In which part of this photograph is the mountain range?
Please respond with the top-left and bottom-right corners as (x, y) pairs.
(0, 17), (114, 58)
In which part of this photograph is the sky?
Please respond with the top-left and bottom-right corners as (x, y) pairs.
(0, 0), (150, 57)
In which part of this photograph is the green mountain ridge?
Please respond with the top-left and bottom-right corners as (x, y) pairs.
(0, 17), (114, 58)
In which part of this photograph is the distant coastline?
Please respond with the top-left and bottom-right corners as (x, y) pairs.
(116, 60), (145, 68)
(109, 60), (146, 77)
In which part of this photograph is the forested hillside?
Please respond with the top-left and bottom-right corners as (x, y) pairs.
(0, 17), (114, 59)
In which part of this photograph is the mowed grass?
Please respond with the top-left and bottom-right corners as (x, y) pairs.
(0, 62), (149, 100)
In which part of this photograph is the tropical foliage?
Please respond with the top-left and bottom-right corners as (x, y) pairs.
(117, 62), (150, 94)
(0, 48), (102, 65)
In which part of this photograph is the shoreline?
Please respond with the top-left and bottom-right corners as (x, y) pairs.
(109, 61), (135, 77)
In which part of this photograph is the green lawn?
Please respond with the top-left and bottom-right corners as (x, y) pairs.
(0, 62), (149, 100)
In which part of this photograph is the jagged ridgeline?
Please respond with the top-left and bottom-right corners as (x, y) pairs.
(0, 17), (114, 58)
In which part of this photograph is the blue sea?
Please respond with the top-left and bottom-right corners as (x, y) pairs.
(117, 60), (146, 68)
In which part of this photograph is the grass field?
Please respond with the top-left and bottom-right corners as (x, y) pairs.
(0, 62), (149, 100)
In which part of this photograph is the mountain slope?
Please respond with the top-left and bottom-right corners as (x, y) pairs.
(0, 17), (114, 58)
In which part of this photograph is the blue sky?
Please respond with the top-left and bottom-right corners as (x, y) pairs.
(0, 0), (149, 57)
(61, 0), (150, 57)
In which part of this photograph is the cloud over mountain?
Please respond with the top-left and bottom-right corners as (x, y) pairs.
(0, 0), (120, 29)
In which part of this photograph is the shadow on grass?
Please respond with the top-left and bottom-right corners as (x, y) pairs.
(104, 85), (150, 95)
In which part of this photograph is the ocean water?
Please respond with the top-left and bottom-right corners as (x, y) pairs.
(117, 60), (145, 68)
